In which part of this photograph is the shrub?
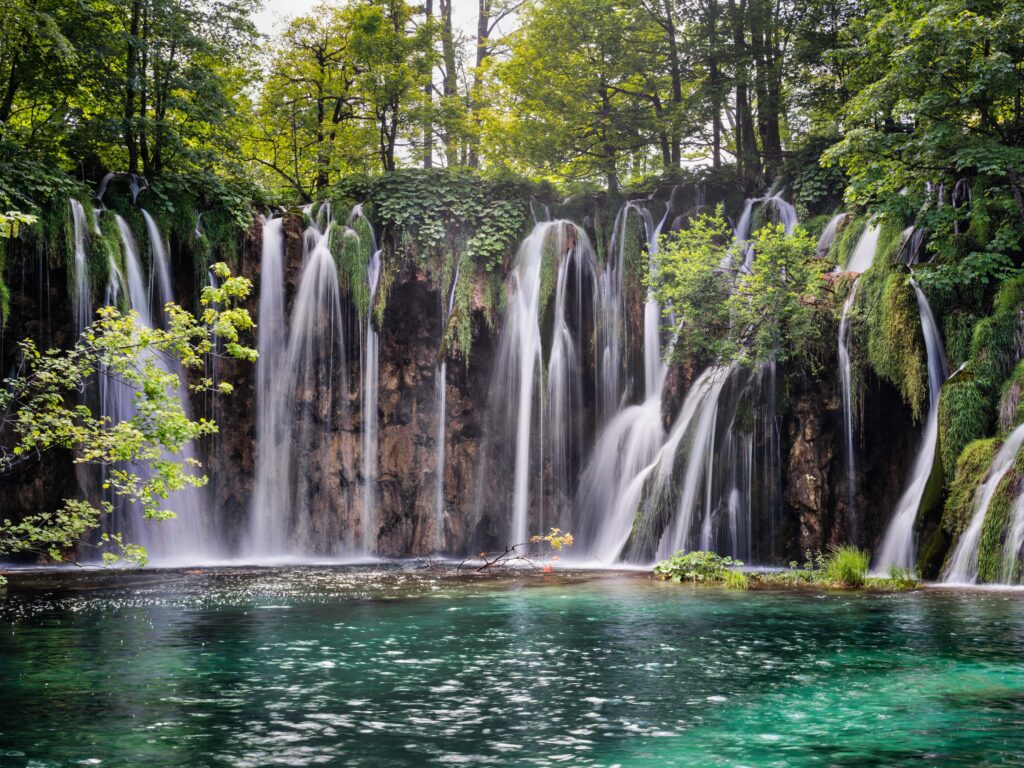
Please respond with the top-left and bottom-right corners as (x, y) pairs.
(653, 551), (742, 583)
(822, 545), (870, 587)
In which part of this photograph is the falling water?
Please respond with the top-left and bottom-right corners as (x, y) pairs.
(816, 213), (847, 259)
(875, 282), (948, 570)
(362, 246), (381, 554)
(99, 214), (215, 563)
(943, 423), (1024, 584)
(845, 223), (880, 273)
(478, 221), (598, 546)
(837, 285), (861, 518)
(434, 269), (459, 552)
(246, 217), (288, 556)
(999, 460), (1024, 583)
(246, 217), (351, 558)
(69, 199), (90, 332)
(734, 191), (798, 271)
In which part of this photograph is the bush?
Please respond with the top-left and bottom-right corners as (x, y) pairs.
(653, 551), (743, 583)
(822, 545), (870, 587)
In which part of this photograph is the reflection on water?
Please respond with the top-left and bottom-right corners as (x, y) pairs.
(3, 567), (1024, 767)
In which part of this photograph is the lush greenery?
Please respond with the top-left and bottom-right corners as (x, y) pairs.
(654, 550), (744, 584)
(649, 210), (825, 368)
(655, 548), (917, 590)
(0, 264), (255, 574)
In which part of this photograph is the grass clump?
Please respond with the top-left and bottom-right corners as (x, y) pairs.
(653, 551), (743, 584)
(822, 545), (870, 587)
(723, 569), (750, 590)
(866, 567), (920, 591)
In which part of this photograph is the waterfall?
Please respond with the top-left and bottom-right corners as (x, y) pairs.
(999, 466), (1024, 583)
(362, 246), (381, 554)
(816, 213), (847, 259)
(477, 221), (598, 546)
(575, 200), (670, 560)
(434, 361), (447, 551)
(837, 284), (861, 519)
(943, 424), (1024, 584)
(246, 217), (289, 557)
(98, 214), (216, 564)
(69, 199), (90, 332)
(434, 269), (458, 552)
(734, 192), (798, 271)
(845, 223), (880, 273)
(875, 283), (948, 570)
(246, 216), (352, 558)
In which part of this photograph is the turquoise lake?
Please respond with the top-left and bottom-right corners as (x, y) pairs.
(2, 567), (1024, 767)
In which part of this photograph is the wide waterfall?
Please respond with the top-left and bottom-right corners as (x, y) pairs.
(943, 423), (1024, 583)
(874, 281), (947, 570)
(575, 195), (786, 564)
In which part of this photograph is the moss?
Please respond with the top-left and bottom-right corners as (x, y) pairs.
(938, 377), (992, 479)
(942, 437), (1000, 538)
(861, 270), (928, 420)
(944, 311), (979, 369)
(328, 220), (372, 319)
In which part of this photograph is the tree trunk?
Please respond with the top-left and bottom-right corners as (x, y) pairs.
(423, 0), (434, 168)
(124, 0), (142, 175)
(440, 0), (458, 164)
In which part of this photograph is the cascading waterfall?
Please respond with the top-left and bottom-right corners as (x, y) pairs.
(874, 282), (948, 570)
(69, 200), (90, 332)
(999, 457), (1024, 583)
(477, 221), (598, 546)
(577, 200), (670, 560)
(246, 217), (288, 556)
(736, 191), (798, 271)
(816, 213), (847, 259)
(943, 423), (1024, 584)
(434, 267), (459, 552)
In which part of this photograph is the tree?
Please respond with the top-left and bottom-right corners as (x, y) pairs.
(482, 0), (663, 193)
(650, 208), (822, 365)
(0, 263), (255, 573)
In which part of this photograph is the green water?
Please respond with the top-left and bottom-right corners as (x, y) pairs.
(2, 568), (1024, 767)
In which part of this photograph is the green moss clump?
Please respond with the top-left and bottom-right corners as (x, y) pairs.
(862, 271), (928, 420)
(942, 437), (1000, 539)
(328, 220), (372, 319)
(944, 311), (979, 369)
(938, 377), (992, 479)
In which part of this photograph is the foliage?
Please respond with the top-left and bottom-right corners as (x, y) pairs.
(0, 264), (255, 566)
(653, 550), (743, 583)
(650, 209), (824, 367)
(723, 569), (750, 590)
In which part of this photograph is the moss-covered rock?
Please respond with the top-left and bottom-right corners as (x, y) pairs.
(999, 361), (1024, 434)
(938, 376), (993, 480)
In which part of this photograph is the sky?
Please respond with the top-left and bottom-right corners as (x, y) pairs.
(253, 0), (481, 40)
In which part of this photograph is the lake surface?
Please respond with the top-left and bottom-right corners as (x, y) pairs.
(2, 566), (1024, 767)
